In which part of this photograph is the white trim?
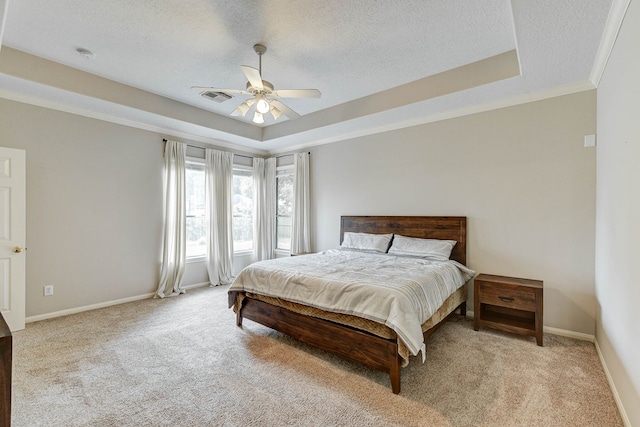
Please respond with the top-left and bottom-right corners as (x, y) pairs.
(590, 0), (632, 87)
(0, 87), (269, 156)
(186, 255), (207, 264)
(268, 80), (596, 155)
(25, 282), (214, 323)
(1, 66), (596, 158)
(595, 339), (632, 427)
(466, 310), (595, 342)
(26, 292), (155, 323)
(182, 281), (210, 290)
(233, 249), (254, 256)
(505, 0), (522, 80)
(276, 164), (295, 174)
(274, 248), (291, 258)
(543, 325), (594, 342)
(469, 308), (631, 425)
(0, 1), (9, 52)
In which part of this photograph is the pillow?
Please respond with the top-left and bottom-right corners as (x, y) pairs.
(388, 235), (456, 261)
(341, 232), (393, 253)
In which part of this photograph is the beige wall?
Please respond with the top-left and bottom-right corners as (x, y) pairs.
(0, 97), (264, 318)
(310, 91), (597, 335)
(0, 98), (164, 317)
(0, 87), (600, 337)
(596, 0), (640, 424)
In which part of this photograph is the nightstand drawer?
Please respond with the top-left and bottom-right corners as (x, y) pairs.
(474, 274), (544, 346)
(477, 282), (537, 311)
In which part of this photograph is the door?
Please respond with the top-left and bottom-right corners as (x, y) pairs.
(0, 147), (26, 331)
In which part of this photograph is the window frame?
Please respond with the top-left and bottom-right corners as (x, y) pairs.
(185, 158), (207, 262)
(275, 164), (294, 255)
(232, 164), (255, 255)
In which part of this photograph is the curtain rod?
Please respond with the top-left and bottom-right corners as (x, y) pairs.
(162, 139), (309, 159)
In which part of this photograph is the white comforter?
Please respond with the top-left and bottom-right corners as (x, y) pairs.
(229, 249), (476, 358)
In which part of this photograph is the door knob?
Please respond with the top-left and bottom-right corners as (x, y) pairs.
(13, 247), (23, 253)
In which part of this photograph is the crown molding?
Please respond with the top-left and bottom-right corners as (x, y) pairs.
(0, 1), (9, 50)
(590, 0), (632, 87)
(0, 86), (269, 156)
(269, 80), (596, 155)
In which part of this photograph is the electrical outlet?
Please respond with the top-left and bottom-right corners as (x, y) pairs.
(44, 285), (54, 296)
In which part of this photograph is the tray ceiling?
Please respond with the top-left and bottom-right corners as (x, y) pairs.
(0, 0), (615, 154)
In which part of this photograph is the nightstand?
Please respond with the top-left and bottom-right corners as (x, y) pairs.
(474, 274), (544, 346)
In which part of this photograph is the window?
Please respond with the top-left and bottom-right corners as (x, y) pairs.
(185, 160), (206, 258)
(276, 169), (293, 250)
(232, 167), (254, 252)
(184, 160), (255, 257)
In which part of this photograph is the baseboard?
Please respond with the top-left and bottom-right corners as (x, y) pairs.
(183, 282), (211, 290)
(26, 293), (155, 323)
(26, 282), (215, 323)
(542, 325), (595, 342)
(466, 310), (629, 423)
(465, 310), (595, 342)
(594, 340), (632, 427)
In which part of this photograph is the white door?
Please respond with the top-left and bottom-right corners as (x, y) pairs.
(0, 147), (26, 331)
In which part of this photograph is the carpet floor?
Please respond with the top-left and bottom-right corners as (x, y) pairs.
(12, 285), (623, 426)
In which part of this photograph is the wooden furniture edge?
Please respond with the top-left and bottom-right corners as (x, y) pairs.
(474, 274), (544, 346)
(237, 297), (466, 394)
(238, 298), (402, 392)
(340, 216), (466, 265)
(236, 215), (468, 394)
(0, 312), (12, 427)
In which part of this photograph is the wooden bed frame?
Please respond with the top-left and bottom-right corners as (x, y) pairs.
(234, 216), (468, 394)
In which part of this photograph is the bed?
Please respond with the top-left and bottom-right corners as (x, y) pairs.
(228, 216), (473, 393)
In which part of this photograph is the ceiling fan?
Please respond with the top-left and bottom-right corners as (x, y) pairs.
(192, 44), (321, 124)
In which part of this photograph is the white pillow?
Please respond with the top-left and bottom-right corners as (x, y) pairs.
(388, 235), (456, 260)
(341, 232), (393, 253)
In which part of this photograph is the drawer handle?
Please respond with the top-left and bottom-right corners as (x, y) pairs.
(499, 296), (515, 303)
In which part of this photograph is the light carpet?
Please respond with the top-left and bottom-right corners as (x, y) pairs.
(13, 285), (623, 426)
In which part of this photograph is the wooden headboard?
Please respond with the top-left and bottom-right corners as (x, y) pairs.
(340, 216), (467, 265)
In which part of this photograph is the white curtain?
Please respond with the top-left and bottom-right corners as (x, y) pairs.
(156, 140), (187, 298)
(205, 149), (235, 285)
(291, 152), (311, 254)
(253, 157), (277, 261)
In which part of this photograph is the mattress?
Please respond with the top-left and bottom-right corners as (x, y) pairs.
(229, 249), (475, 360)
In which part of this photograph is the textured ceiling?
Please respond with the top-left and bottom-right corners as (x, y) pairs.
(0, 0), (615, 154)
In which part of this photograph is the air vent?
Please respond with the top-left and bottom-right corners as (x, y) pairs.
(200, 91), (233, 103)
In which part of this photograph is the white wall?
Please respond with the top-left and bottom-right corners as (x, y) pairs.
(595, 0), (640, 424)
(310, 91), (597, 335)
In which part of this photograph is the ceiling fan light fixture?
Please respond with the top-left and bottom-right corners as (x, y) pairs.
(256, 96), (270, 114)
(231, 101), (251, 116)
(192, 43), (320, 124)
(271, 106), (282, 120)
(252, 111), (264, 124)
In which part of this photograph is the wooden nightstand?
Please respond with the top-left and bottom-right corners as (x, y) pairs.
(474, 274), (544, 346)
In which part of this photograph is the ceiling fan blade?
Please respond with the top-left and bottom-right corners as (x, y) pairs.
(191, 86), (249, 95)
(240, 65), (264, 90)
(270, 99), (300, 120)
(271, 89), (321, 99)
